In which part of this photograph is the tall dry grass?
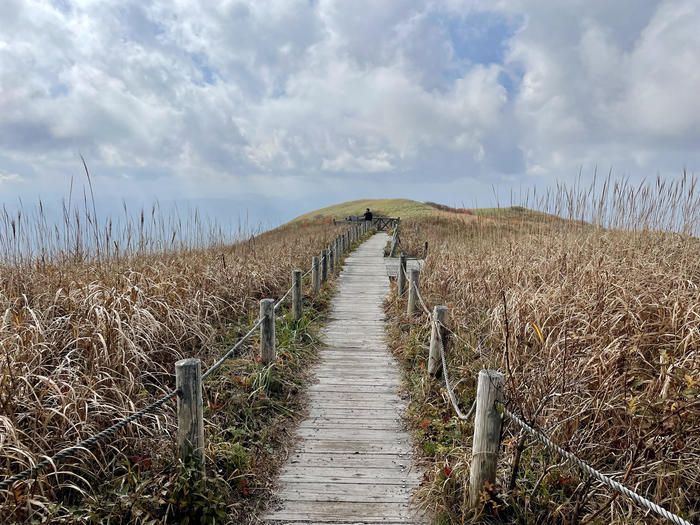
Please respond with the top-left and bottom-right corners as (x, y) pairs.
(390, 175), (699, 523)
(0, 200), (344, 522)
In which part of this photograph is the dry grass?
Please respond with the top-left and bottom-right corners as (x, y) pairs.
(0, 202), (347, 523)
(386, 176), (700, 523)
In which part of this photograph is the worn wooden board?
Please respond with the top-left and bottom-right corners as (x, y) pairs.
(264, 233), (426, 524)
(267, 501), (416, 522)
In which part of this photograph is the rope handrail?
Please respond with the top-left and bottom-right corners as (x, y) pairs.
(501, 406), (693, 525)
(274, 284), (295, 311)
(201, 316), (265, 381)
(0, 314), (266, 490)
(0, 239), (345, 489)
(411, 279), (433, 318)
(0, 390), (177, 489)
(405, 275), (693, 524)
(435, 317), (475, 421)
(406, 279), (475, 420)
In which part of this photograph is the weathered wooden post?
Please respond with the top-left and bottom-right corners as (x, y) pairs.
(397, 252), (407, 296)
(321, 249), (328, 283)
(428, 305), (447, 375)
(389, 222), (400, 257)
(260, 298), (276, 364)
(291, 269), (302, 321)
(329, 245), (335, 275)
(469, 370), (504, 508)
(335, 237), (341, 265)
(312, 256), (320, 295)
(176, 358), (205, 475)
(407, 268), (420, 315)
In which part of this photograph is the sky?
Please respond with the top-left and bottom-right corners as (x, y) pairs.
(1, 0), (699, 227)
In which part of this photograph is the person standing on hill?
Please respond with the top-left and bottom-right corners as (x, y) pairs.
(363, 208), (373, 221)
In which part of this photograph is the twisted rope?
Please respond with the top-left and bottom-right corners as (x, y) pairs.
(435, 318), (475, 421)
(406, 268), (692, 524)
(1, 313), (267, 489)
(411, 277), (474, 420)
(201, 316), (265, 381)
(502, 407), (693, 525)
(0, 389), (177, 490)
(411, 279), (433, 318)
(0, 237), (347, 489)
(274, 283), (295, 311)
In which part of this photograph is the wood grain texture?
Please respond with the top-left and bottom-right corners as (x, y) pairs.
(264, 233), (426, 524)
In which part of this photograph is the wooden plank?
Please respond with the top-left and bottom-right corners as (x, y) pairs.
(285, 452), (413, 468)
(279, 473), (421, 486)
(266, 501), (418, 521)
(279, 466), (420, 479)
(264, 233), (425, 524)
(294, 428), (410, 441)
(293, 442), (410, 455)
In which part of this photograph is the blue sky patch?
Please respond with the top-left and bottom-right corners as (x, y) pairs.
(191, 53), (217, 85)
(498, 62), (524, 98)
(446, 10), (522, 68)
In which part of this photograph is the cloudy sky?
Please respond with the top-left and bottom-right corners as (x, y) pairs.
(1, 0), (699, 226)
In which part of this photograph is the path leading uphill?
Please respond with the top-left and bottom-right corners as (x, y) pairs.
(264, 233), (425, 524)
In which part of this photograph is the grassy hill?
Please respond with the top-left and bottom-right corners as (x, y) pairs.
(285, 199), (563, 227)
(286, 199), (435, 225)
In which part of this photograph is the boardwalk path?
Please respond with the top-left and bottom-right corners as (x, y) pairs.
(265, 233), (425, 524)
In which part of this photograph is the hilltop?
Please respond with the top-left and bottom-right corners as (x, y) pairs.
(285, 199), (434, 225)
(284, 198), (555, 226)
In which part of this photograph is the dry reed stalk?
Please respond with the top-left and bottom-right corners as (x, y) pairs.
(0, 216), (345, 522)
(389, 177), (699, 523)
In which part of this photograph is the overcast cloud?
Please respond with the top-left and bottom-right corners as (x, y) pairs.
(1, 0), (698, 225)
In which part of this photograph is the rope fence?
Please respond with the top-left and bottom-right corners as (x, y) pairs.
(395, 261), (693, 524)
(501, 407), (693, 525)
(0, 223), (368, 493)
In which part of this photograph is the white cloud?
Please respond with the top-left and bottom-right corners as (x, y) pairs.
(321, 151), (393, 173)
(0, 172), (22, 183)
(0, 0), (699, 220)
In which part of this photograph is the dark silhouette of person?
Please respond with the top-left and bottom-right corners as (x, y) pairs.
(363, 208), (373, 221)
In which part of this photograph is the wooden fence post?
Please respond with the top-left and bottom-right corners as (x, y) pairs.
(389, 223), (400, 257)
(469, 370), (504, 509)
(329, 245), (335, 275)
(291, 269), (302, 321)
(260, 298), (275, 364)
(407, 268), (420, 316)
(397, 252), (407, 296)
(312, 256), (320, 295)
(321, 249), (328, 283)
(176, 358), (205, 476)
(335, 237), (341, 264)
(428, 305), (447, 376)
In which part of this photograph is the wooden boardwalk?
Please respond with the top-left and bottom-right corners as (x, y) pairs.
(265, 233), (425, 524)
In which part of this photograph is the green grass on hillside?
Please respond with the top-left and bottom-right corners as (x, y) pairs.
(286, 199), (434, 225)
